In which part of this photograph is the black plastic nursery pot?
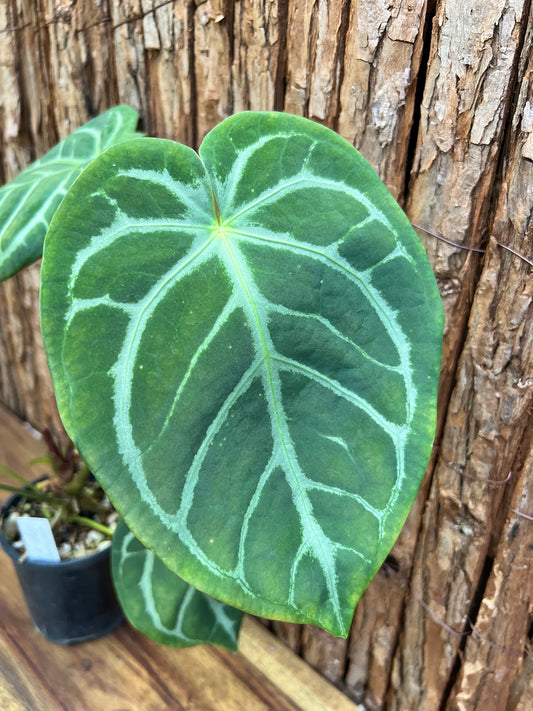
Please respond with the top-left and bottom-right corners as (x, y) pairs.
(0, 490), (124, 645)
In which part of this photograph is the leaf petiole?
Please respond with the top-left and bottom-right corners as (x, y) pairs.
(68, 515), (114, 538)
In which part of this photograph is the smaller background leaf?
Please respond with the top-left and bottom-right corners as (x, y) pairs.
(0, 105), (142, 281)
(111, 519), (244, 650)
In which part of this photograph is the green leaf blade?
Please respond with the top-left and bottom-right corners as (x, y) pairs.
(0, 105), (142, 280)
(112, 520), (243, 650)
(41, 112), (443, 638)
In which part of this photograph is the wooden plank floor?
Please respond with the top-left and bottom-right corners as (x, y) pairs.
(0, 404), (362, 711)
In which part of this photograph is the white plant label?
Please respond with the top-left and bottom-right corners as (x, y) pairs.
(17, 517), (61, 563)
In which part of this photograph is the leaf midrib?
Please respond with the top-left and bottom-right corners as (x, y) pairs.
(216, 225), (346, 630)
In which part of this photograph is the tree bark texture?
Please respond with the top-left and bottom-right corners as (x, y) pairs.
(0, 2), (531, 709)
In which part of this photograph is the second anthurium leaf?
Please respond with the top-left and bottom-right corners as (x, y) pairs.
(41, 111), (443, 637)
(0, 105), (142, 281)
(111, 519), (243, 649)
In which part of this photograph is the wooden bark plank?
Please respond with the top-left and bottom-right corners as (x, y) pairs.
(386, 4), (533, 705)
(0, 0), (125, 434)
(10, 0), (57, 155)
(0, 2), (111, 437)
(301, 625), (349, 685)
(232, 0), (283, 113)
(284, 0), (351, 127)
(194, 0), (233, 141)
(137, 0), (195, 144)
(271, 619), (303, 653)
(448, 454), (532, 710)
(41, 0), (117, 134)
(444, 20), (533, 707)
(338, 0), (429, 200)
(0, 1), (29, 183)
(388, 236), (532, 711)
(406, 0), (531, 432)
(345, 509), (421, 711)
(284, 0), (315, 117)
(0, 265), (62, 434)
(511, 656), (533, 711)
(284, 0), (430, 198)
(111, 1), (150, 129)
(305, 0), (347, 126)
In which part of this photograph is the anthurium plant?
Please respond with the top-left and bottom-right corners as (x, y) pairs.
(0, 106), (443, 650)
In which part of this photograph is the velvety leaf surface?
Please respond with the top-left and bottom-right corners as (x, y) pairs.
(111, 519), (243, 649)
(0, 106), (141, 280)
(41, 112), (443, 636)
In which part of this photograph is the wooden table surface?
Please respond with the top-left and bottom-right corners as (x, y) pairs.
(0, 404), (361, 711)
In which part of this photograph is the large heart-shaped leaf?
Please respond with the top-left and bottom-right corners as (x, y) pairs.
(41, 112), (443, 637)
(0, 105), (142, 281)
(111, 519), (243, 649)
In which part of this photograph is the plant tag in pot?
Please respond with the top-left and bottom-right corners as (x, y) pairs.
(16, 518), (61, 563)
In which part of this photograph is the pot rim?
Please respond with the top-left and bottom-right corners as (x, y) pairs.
(0, 479), (112, 569)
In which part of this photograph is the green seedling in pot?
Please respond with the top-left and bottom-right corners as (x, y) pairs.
(0, 107), (443, 649)
(1, 429), (114, 550)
